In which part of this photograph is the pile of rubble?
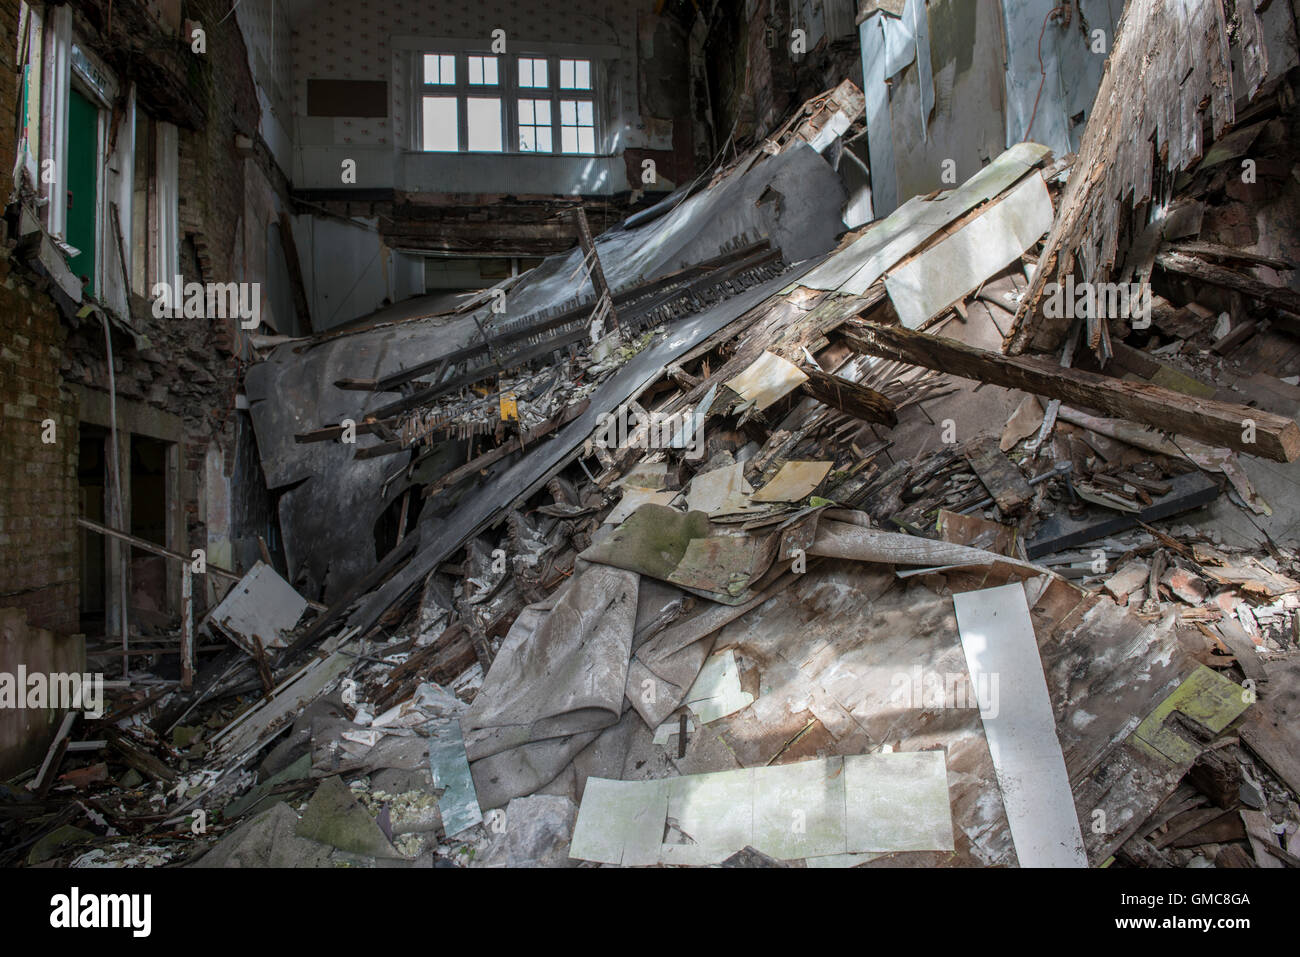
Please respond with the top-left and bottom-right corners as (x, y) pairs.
(7, 18), (1300, 869)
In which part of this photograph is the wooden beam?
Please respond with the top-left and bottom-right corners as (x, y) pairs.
(1156, 250), (1300, 318)
(799, 366), (898, 426)
(837, 319), (1300, 462)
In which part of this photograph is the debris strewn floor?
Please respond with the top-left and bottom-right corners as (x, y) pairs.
(6, 3), (1300, 873)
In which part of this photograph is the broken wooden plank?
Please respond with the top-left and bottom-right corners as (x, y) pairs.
(963, 436), (1033, 513)
(27, 711), (76, 797)
(1239, 658), (1300, 797)
(838, 319), (1300, 462)
(799, 366), (897, 426)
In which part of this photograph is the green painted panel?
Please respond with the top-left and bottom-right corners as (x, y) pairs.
(65, 88), (98, 294)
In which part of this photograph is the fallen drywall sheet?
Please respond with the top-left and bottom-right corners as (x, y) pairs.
(209, 560), (309, 651)
(885, 173), (1055, 329)
(953, 582), (1088, 867)
(684, 462), (753, 516)
(569, 751), (954, 866)
(724, 350), (809, 410)
(801, 142), (1051, 295)
(605, 487), (680, 525)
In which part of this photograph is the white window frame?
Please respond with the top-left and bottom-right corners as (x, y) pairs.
(413, 50), (600, 156)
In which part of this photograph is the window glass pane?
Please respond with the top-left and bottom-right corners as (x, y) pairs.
(560, 99), (575, 124)
(561, 127), (578, 153)
(519, 127), (536, 152)
(578, 128), (595, 153)
(422, 96), (458, 151)
(535, 100), (551, 123)
(560, 59), (591, 89)
(519, 57), (547, 88)
(538, 127), (553, 152)
(577, 101), (593, 125)
(518, 98), (533, 124)
(423, 53), (454, 84)
(466, 97), (502, 151)
(468, 55), (498, 85)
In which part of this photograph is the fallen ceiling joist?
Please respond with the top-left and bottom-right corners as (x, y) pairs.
(837, 319), (1300, 462)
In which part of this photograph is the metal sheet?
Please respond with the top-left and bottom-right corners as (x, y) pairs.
(953, 582), (1087, 867)
(208, 560), (308, 651)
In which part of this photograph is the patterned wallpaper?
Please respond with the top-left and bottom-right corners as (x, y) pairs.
(288, 0), (649, 150)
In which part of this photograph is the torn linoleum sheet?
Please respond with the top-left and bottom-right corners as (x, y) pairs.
(569, 751), (954, 866)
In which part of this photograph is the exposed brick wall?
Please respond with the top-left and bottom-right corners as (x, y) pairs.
(0, 0), (78, 635)
(0, 0), (19, 178)
(0, 0), (266, 635)
(0, 257), (80, 635)
(178, 0), (263, 290)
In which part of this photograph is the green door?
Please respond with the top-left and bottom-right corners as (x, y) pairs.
(65, 87), (98, 294)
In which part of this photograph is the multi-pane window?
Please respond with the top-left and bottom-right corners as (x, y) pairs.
(559, 99), (595, 154)
(518, 99), (553, 152)
(418, 53), (595, 155)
